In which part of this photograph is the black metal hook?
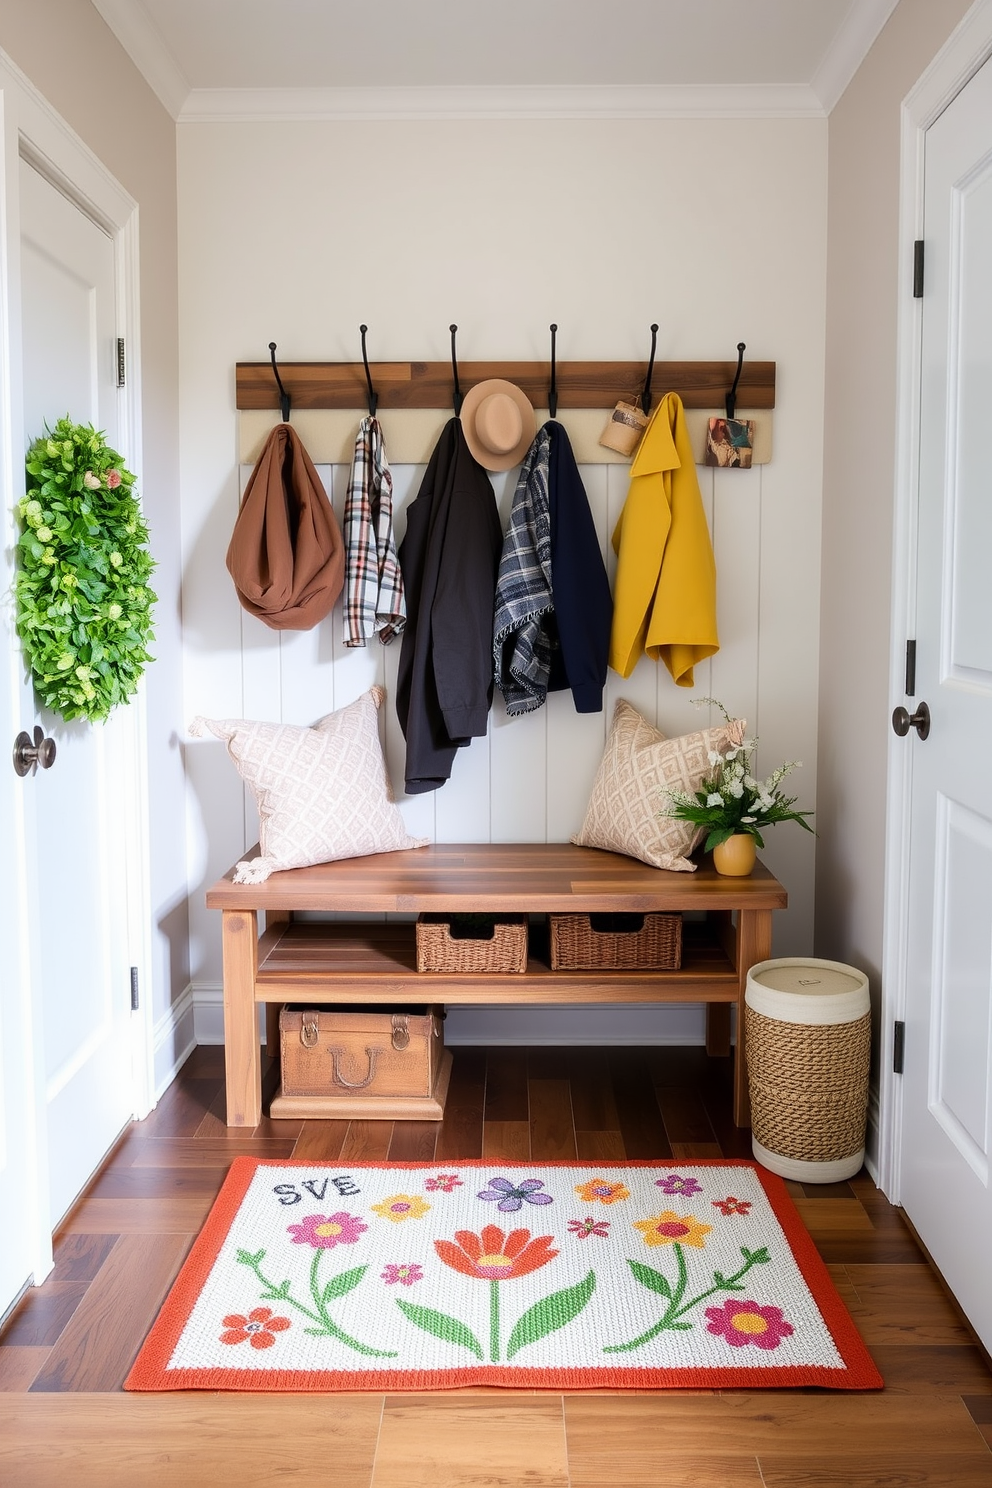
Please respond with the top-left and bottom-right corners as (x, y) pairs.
(449, 324), (463, 415)
(359, 325), (378, 417)
(641, 323), (659, 415)
(726, 342), (746, 420)
(268, 342), (291, 423)
(548, 323), (558, 419)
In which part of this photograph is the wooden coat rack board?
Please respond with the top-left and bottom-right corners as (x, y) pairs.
(235, 359), (776, 412)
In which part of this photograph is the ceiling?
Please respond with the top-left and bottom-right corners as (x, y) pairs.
(91, 0), (900, 120)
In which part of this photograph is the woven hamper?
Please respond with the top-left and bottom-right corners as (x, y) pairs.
(745, 957), (871, 1183)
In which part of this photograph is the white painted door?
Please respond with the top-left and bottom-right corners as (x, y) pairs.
(15, 157), (136, 1229)
(899, 53), (992, 1353)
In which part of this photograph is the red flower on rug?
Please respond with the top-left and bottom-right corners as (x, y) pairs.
(712, 1196), (753, 1216)
(219, 1305), (290, 1349)
(704, 1298), (794, 1350)
(287, 1212), (367, 1248)
(435, 1224), (558, 1281)
(424, 1173), (463, 1193)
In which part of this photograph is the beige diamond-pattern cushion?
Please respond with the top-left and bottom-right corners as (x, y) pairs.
(189, 686), (427, 882)
(571, 699), (746, 871)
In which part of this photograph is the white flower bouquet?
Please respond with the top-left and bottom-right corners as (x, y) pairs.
(664, 699), (815, 853)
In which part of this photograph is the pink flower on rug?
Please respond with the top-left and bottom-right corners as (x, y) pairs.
(381, 1262), (424, 1286)
(219, 1305), (290, 1349)
(712, 1195), (753, 1216)
(568, 1216), (610, 1239)
(435, 1224), (558, 1281)
(705, 1299), (794, 1350)
(655, 1174), (703, 1197)
(287, 1212), (367, 1248)
(424, 1173), (463, 1192)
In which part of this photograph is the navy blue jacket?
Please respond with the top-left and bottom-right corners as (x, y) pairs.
(546, 421), (613, 712)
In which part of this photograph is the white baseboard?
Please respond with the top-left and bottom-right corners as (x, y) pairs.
(863, 1085), (882, 1188)
(189, 983), (711, 1047)
(153, 983), (198, 1097)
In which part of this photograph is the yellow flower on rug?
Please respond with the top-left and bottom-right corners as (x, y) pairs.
(634, 1211), (712, 1248)
(575, 1178), (630, 1205)
(370, 1193), (431, 1223)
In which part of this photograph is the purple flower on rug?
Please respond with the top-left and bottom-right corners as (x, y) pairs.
(287, 1212), (368, 1249)
(381, 1262), (424, 1286)
(704, 1299), (795, 1351)
(655, 1174), (703, 1197)
(567, 1216), (610, 1239)
(477, 1176), (554, 1212)
(424, 1173), (463, 1193)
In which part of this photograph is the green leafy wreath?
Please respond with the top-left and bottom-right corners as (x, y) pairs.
(14, 417), (156, 722)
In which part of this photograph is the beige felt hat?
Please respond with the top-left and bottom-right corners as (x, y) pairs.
(460, 379), (536, 471)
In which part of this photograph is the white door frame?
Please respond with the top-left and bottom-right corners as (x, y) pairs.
(0, 48), (153, 1286)
(880, 0), (992, 1200)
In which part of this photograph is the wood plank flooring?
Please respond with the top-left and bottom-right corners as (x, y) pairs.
(1, 1043), (990, 1487)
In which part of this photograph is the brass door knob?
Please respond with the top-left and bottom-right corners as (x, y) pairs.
(891, 702), (930, 740)
(12, 726), (57, 777)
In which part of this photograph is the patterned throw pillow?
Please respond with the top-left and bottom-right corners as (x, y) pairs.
(571, 700), (746, 871)
(189, 686), (427, 883)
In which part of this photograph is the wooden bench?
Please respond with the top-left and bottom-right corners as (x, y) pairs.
(206, 842), (788, 1128)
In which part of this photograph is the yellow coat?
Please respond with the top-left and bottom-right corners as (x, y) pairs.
(608, 392), (719, 686)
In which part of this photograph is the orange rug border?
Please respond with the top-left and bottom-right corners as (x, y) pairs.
(125, 1157), (883, 1393)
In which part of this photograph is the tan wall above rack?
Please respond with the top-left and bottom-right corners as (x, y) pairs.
(235, 359), (776, 412)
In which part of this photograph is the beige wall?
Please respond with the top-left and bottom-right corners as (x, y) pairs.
(0, 0), (188, 1053)
(816, 3), (972, 1018)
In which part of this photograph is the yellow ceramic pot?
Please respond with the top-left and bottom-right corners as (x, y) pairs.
(712, 834), (756, 876)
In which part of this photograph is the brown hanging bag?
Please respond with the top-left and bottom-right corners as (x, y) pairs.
(227, 423), (344, 630)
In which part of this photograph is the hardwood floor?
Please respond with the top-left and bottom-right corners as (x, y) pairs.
(1, 1043), (990, 1487)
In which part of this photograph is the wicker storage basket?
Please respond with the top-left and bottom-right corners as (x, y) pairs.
(744, 957), (871, 1183)
(548, 911), (681, 970)
(416, 914), (528, 974)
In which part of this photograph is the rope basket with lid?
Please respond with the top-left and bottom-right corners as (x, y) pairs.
(744, 957), (871, 1183)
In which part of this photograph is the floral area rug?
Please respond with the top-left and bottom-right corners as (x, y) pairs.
(125, 1158), (882, 1392)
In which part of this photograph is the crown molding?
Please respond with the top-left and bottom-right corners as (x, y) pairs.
(810, 0), (900, 113)
(178, 81), (824, 124)
(90, 0), (190, 119)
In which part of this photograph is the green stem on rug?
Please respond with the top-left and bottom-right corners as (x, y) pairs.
(235, 1246), (397, 1358)
(603, 1244), (770, 1354)
(490, 1279), (500, 1363)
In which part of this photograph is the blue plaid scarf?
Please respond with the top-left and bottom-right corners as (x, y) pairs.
(492, 427), (555, 714)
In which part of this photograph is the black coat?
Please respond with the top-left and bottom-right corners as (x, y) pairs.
(395, 419), (503, 793)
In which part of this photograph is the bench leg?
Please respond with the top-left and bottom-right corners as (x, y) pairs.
(222, 908), (261, 1127)
(705, 1004), (732, 1057)
(733, 908), (772, 1129)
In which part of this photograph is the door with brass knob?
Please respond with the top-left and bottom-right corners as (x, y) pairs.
(12, 725), (57, 777)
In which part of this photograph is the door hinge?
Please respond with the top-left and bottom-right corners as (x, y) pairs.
(893, 1020), (906, 1074)
(130, 966), (139, 1011)
(905, 638), (916, 697)
(116, 337), (126, 388)
(913, 240), (925, 298)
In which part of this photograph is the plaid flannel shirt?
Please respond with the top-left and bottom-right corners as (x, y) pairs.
(343, 416), (406, 646)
